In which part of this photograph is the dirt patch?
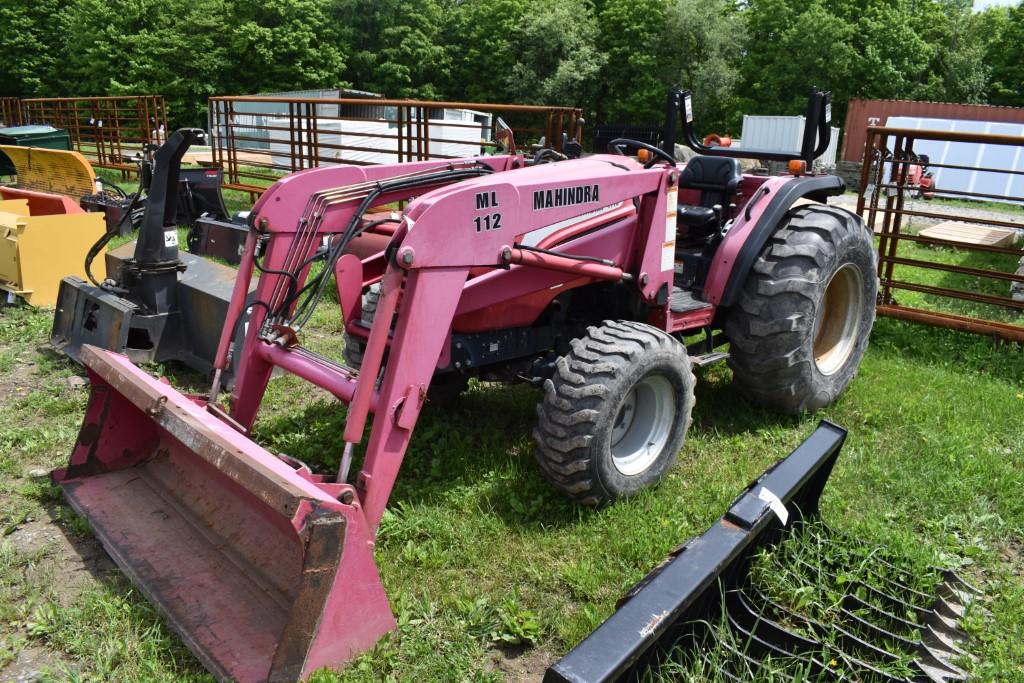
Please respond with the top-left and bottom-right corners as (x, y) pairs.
(0, 346), (43, 404)
(486, 645), (555, 682)
(999, 536), (1023, 578)
(4, 513), (115, 603)
(0, 643), (67, 683)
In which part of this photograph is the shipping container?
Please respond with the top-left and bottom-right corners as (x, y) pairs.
(739, 115), (840, 165)
(882, 116), (1024, 205)
(842, 99), (1024, 162)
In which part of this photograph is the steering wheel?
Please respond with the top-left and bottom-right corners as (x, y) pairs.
(608, 138), (676, 168)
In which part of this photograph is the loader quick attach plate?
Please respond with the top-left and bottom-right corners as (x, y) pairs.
(53, 346), (396, 683)
(545, 422), (980, 683)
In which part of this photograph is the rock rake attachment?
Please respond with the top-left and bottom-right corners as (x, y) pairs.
(545, 422), (980, 683)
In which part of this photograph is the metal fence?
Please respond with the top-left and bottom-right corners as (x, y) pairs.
(21, 95), (168, 171)
(856, 126), (1024, 342)
(0, 98), (24, 128)
(208, 95), (584, 196)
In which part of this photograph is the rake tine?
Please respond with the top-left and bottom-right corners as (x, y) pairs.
(921, 609), (970, 643)
(912, 651), (970, 683)
(842, 593), (921, 637)
(921, 624), (975, 663)
(838, 603), (918, 652)
(940, 570), (982, 597)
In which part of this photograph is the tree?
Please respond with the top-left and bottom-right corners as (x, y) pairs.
(443, 0), (533, 104)
(985, 3), (1024, 106)
(595, 0), (671, 123)
(333, 0), (449, 99)
(223, 0), (348, 96)
(504, 0), (607, 107)
(60, 0), (232, 128)
(660, 0), (746, 131)
(0, 0), (64, 97)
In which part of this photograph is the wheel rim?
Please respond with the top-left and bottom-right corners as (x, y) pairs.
(610, 374), (676, 476)
(813, 264), (864, 376)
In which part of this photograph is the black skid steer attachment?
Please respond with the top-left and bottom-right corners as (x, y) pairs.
(545, 421), (980, 683)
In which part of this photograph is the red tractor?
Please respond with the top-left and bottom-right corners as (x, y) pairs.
(53, 88), (878, 681)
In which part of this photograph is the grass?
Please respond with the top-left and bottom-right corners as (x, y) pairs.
(0, 189), (1022, 679)
(0, 301), (1021, 681)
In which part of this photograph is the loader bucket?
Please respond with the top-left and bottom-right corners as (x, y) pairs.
(545, 421), (979, 683)
(53, 346), (396, 683)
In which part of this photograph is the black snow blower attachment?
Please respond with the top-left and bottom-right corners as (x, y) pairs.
(546, 422), (980, 683)
(51, 128), (253, 381)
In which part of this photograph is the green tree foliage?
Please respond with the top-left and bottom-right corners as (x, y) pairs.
(0, 0), (63, 98)
(739, 0), (996, 127)
(222, 0), (347, 96)
(984, 3), (1024, 107)
(333, 0), (448, 99)
(2, 0), (1018, 133)
(660, 0), (746, 130)
(506, 0), (607, 107)
(59, 0), (231, 128)
(596, 0), (671, 123)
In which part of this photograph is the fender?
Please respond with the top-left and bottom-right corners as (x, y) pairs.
(715, 175), (844, 308)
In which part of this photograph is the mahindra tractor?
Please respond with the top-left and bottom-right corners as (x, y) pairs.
(52, 88), (878, 682)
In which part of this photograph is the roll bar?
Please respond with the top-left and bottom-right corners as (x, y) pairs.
(662, 88), (833, 166)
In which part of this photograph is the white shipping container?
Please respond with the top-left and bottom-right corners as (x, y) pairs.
(740, 115), (840, 166)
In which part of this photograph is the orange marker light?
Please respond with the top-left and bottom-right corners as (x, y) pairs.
(788, 159), (807, 176)
(637, 148), (651, 164)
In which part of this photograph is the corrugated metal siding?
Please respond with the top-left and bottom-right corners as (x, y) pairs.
(884, 116), (1024, 204)
(842, 99), (1024, 162)
(740, 115), (840, 165)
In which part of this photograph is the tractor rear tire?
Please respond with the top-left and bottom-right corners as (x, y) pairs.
(342, 283), (468, 406)
(533, 320), (695, 505)
(724, 205), (877, 414)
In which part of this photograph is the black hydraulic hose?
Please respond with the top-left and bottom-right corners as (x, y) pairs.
(101, 180), (128, 198)
(84, 188), (143, 288)
(288, 167), (493, 325)
(279, 166), (494, 328)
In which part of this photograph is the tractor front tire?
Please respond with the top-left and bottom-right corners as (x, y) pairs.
(342, 283), (468, 405)
(341, 284), (381, 369)
(533, 320), (695, 505)
(724, 205), (877, 414)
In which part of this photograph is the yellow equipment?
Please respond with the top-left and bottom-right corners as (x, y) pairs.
(0, 196), (106, 307)
(0, 145), (97, 198)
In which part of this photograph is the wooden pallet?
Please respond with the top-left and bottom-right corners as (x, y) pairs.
(918, 221), (1019, 247)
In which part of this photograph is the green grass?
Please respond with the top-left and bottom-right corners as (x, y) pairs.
(927, 196), (1024, 217)
(877, 234), (1023, 324)
(1, 283), (1023, 679)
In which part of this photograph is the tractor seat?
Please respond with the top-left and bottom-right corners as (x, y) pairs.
(679, 155), (742, 206)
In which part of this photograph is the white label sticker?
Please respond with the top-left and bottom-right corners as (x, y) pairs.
(665, 187), (678, 241)
(684, 96), (693, 123)
(825, 103), (832, 123)
(758, 487), (789, 526)
(661, 244), (675, 271)
(163, 230), (179, 247)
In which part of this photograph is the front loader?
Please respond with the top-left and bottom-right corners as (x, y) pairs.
(54, 89), (881, 681)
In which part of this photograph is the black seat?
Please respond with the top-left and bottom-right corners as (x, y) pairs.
(679, 155), (741, 209)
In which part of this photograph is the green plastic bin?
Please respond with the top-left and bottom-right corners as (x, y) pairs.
(0, 125), (72, 175)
